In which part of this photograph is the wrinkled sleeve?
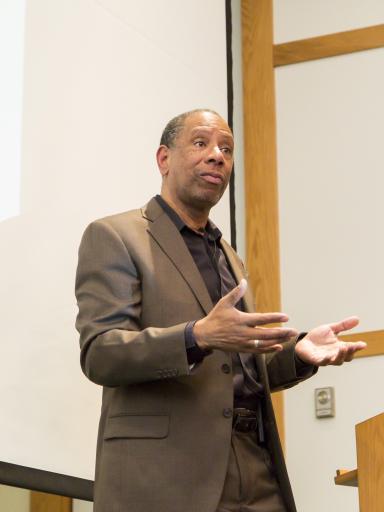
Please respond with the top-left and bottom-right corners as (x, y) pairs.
(75, 220), (190, 387)
(265, 338), (317, 392)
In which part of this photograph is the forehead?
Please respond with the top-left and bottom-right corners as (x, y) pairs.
(182, 112), (233, 139)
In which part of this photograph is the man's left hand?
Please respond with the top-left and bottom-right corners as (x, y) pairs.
(295, 316), (367, 366)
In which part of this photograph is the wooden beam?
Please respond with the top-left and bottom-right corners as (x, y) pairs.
(334, 468), (358, 487)
(274, 24), (384, 67)
(241, 0), (285, 444)
(340, 329), (384, 359)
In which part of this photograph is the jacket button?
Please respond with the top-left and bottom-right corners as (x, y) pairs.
(221, 363), (230, 374)
(223, 408), (233, 418)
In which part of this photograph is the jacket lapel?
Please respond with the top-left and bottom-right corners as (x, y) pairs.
(220, 240), (268, 374)
(220, 240), (255, 313)
(142, 198), (213, 315)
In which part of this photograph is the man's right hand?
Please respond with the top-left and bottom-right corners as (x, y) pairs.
(193, 279), (298, 354)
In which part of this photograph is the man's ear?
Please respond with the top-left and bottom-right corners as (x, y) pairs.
(156, 145), (170, 177)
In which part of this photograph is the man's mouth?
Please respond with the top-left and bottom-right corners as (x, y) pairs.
(200, 172), (224, 185)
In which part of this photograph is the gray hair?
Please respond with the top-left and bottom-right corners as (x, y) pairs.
(160, 109), (223, 148)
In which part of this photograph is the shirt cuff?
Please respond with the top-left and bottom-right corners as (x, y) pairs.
(185, 321), (212, 365)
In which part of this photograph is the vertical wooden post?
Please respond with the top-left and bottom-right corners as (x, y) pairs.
(241, 0), (285, 445)
(30, 491), (72, 512)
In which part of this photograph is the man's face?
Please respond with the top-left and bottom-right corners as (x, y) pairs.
(158, 111), (234, 211)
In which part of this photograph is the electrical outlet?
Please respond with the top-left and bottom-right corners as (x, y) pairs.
(315, 387), (335, 418)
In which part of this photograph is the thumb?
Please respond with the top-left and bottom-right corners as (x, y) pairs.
(220, 279), (247, 308)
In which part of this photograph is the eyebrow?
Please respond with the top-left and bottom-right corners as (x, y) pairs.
(190, 127), (234, 141)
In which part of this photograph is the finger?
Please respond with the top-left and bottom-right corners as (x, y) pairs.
(241, 311), (290, 327)
(344, 348), (356, 363)
(250, 327), (298, 340)
(256, 343), (284, 354)
(330, 316), (359, 335)
(318, 357), (333, 367)
(330, 343), (349, 365)
(242, 339), (284, 353)
(329, 341), (367, 365)
(244, 336), (292, 348)
(263, 344), (284, 353)
(220, 279), (247, 308)
(344, 341), (367, 361)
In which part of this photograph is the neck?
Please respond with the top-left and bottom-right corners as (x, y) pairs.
(160, 192), (209, 231)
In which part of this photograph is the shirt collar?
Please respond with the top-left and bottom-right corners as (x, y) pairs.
(155, 195), (222, 241)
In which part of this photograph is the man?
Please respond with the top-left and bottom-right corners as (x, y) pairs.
(75, 109), (365, 512)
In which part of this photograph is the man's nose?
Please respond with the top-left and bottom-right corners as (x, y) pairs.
(207, 145), (225, 164)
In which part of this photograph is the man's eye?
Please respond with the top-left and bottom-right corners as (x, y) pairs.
(194, 140), (205, 147)
(221, 146), (233, 155)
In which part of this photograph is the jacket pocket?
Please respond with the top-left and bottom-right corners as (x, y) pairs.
(104, 414), (169, 440)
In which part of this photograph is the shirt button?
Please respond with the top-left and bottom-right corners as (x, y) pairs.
(223, 408), (233, 419)
(221, 363), (231, 374)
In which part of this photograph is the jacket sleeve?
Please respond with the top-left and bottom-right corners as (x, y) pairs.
(265, 338), (317, 392)
(75, 220), (191, 387)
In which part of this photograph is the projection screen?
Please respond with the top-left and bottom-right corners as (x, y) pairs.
(0, 0), (231, 483)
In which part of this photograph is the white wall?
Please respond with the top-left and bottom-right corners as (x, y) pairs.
(0, 485), (29, 512)
(274, 0), (384, 43)
(274, 1), (384, 511)
(0, 0), (229, 480)
(276, 47), (384, 333)
(73, 498), (93, 512)
(0, 0), (25, 222)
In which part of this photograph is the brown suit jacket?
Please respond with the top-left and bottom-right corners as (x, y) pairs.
(75, 198), (309, 512)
